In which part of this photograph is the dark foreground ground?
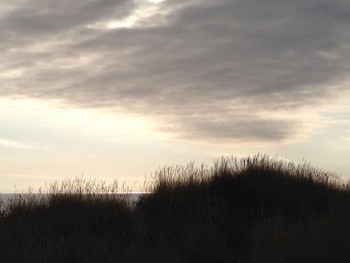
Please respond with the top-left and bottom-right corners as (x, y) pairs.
(1, 155), (350, 263)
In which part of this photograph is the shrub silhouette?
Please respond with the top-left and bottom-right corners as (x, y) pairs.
(1, 155), (350, 262)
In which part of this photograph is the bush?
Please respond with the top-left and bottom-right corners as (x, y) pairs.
(1, 155), (349, 262)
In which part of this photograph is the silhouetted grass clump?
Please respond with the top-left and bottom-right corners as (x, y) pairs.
(1, 155), (350, 262)
(0, 178), (134, 262)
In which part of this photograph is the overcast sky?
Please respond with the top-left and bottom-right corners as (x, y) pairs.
(1, 0), (350, 192)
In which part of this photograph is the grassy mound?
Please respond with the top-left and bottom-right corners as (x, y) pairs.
(1, 155), (350, 263)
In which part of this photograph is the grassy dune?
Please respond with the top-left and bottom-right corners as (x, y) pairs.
(1, 155), (350, 263)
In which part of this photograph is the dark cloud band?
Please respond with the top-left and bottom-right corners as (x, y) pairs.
(1, 0), (349, 142)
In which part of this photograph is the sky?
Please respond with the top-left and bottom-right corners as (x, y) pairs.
(1, 0), (350, 192)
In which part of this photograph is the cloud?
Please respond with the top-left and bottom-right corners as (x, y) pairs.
(0, 0), (132, 35)
(1, 0), (350, 143)
(0, 138), (28, 149)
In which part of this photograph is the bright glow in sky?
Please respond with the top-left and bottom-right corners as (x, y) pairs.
(88, 0), (170, 29)
(1, 0), (350, 192)
(148, 0), (165, 4)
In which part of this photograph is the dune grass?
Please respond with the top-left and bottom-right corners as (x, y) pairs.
(1, 154), (350, 262)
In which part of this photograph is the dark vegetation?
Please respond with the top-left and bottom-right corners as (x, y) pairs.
(1, 155), (350, 262)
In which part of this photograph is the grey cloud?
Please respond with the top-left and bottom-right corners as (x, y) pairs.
(0, 0), (132, 35)
(162, 113), (300, 143)
(1, 0), (350, 143)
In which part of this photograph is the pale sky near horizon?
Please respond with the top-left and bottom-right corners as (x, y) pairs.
(1, 0), (350, 192)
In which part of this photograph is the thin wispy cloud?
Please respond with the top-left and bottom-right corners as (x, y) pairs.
(0, 138), (27, 149)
